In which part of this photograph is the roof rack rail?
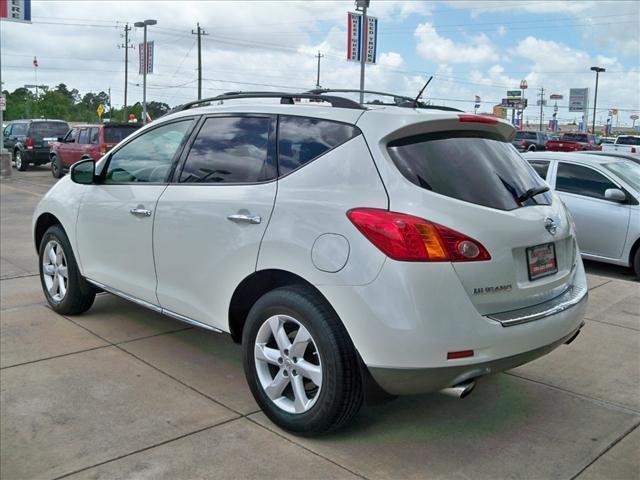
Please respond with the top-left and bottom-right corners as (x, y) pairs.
(167, 91), (366, 115)
(306, 88), (463, 112)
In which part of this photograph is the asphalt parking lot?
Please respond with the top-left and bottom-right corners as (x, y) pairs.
(1, 167), (639, 480)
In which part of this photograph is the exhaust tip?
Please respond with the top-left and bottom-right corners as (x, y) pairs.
(439, 380), (476, 399)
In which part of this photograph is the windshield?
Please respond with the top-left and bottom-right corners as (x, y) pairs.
(104, 125), (140, 143)
(603, 161), (640, 192)
(616, 136), (640, 146)
(561, 133), (587, 142)
(387, 131), (552, 211)
(30, 122), (69, 138)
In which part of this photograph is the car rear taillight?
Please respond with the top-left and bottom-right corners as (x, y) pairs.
(458, 114), (498, 125)
(346, 208), (491, 262)
(632, 147), (637, 153)
(520, 140), (527, 148)
(25, 137), (34, 149)
(100, 146), (107, 154)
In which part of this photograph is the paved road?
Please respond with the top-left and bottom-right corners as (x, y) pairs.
(1, 167), (639, 480)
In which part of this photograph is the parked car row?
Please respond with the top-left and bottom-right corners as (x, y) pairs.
(2, 118), (141, 176)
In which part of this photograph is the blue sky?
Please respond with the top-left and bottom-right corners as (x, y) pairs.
(1, 1), (639, 126)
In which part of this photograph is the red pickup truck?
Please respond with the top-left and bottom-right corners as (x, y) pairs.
(544, 133), (601, 152)
(49, 123), (140, 178)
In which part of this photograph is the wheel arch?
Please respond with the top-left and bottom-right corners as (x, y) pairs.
(228, 269), (335, 343)
(629, 236), (640, 269)
(34, 212), (64, 252)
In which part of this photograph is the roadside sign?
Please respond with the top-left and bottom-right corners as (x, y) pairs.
(347, 12), (378, 64)
(0, 0), (32, 23)
(631, 115), (639, 120)
(96, 104), (104, 118)
(569, 88), (589, 112)
(550, 94), (563, 100)
(0, 95), (5, 111)
(493, 105), (507, 118)
(501, 98), (527, 108)
(507, 90), (521, 99)
(138, 41), (155, 74)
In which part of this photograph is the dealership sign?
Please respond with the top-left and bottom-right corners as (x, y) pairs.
(507, 90), (521, 99)
(569, 88), (589, 112)
(501, 98), (528, 108)
(347, 12), (378, 64)
(0, 0), (31, 23)
(138, 41), (155, 74)
(550, 94), (563, 100)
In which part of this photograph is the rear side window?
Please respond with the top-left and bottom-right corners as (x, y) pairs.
(529, 160), (550, 180)
(555, 163), (617, 200)
(180, 116), (276, 183)
(89, 128), (100, 144)
(562, 133), (587, 142)
(387, 131), (552, 211)
(78, 129), (89, 144)
(277, 116), (360, 175)
(30, 122), (69, 138)
(616, 136), (640, 146)
(104, 125), (140, 143)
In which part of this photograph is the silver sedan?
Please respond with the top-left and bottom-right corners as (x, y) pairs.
(525, 152), (640, 277)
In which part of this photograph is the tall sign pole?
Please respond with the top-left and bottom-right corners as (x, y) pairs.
(357, 0), (369, 104)
(135, 19), (157, 125)
(315, 51), (324, 88)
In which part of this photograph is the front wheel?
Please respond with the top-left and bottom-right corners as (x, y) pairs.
(633, 248), (640, 279)
(39, 225), (96, 315)
(15, 150), (27, 171)
(51, 155), (64, 178)
(242, 286), (363, 436)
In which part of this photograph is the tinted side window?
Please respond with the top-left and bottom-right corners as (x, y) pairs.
(180, 116), (276, 183)
(3, 125), (12, 136)
(12, 124), (27, 136)
(529, 160), (550, 180)
(105, 120), (193, 184)
(90, 128), (100, 144)
(78, 129), (89, 144)
(278, 116), (360, 175)
(556, 163), (617, 199)
(65, 128), (78, 142)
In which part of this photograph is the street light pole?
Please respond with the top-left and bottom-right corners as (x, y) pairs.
(135, 19), (157, 125)
(590, 66), (605, 134)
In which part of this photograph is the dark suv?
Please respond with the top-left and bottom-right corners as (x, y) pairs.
(3, 119), (70, 171)
(511, 131), (550, 152)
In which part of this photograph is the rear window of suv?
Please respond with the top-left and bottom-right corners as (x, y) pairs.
(387, 130), (552, 211)
(104, 125), (140, 143)
(30, 122), (69, 138)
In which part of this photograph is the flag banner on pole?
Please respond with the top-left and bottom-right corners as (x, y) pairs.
(139, 41), (154, 74)
(32, 56), (38, 67)
(0, 0), (32, 23)
(347, 12), (377, 64)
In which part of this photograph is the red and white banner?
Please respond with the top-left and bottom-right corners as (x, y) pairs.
(138, 41), (154, 74)
(347, 12), (377, 64)
(0, 0), (31, 23)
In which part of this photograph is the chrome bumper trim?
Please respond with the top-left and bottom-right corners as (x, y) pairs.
(487, 283), (588, 327)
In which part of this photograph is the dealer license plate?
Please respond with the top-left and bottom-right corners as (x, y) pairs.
(526, 243), (557, 281)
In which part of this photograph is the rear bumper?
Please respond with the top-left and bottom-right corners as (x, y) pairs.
(22, 149), (50, 164)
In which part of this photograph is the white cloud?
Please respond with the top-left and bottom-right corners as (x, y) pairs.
(497, 25), (507, 37)
(414, 22), (498, 64)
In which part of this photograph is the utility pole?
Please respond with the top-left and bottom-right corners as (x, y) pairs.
(119, 23), (133, 121)
(315, 51), (324, 89)
(191, 23), (208, 100)
(538, 87), (545, 132)
(108, 87), (112, 123)
(356, 0), (370, 104)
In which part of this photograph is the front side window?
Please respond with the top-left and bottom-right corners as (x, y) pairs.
(65, 128), (78, 142)
(529, 160), (550, 180)
(387, 131), (551, 211)
(3, 125), (12, 136)
(104, 119), (193, 183)
(555, 163), (617, 200)
(179, 116), (276, 183)
(78, 129), (89, 144)
(278, 116), (360, 175)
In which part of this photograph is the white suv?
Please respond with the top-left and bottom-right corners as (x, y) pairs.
(32, 91), (587, 436)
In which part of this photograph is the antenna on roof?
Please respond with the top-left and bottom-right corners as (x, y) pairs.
(413, 76), (433, 108)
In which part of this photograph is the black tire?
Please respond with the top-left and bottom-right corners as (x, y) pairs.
(633, 247), (640, 279)
(528, 145), (536, 152)
(51, 155), (64, 178)
(38, 225), (96, 315)
(242, 285), (363, 436)
(15, 150), (27, 171)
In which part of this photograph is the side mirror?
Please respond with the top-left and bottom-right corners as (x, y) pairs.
(57, 137), (64, 142)
(604, 188), (627, 203)
(70, 159), (95, 185)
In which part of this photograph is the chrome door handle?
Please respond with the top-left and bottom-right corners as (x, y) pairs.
(130, 208), (152, 217)
(227, 214), (262, 224)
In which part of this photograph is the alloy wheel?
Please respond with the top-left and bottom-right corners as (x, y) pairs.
(42, 240), (68, 302)
(15, 152), (22, 169)
(254, 315), (323, 414)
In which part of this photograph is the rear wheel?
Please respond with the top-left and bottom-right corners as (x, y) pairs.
(39, 225), (96, 315)
(527, 145), (536, 152)
(633, 248), (640, 279)
(242, 285), (363, 436)
(15, 150), (27, 171)
(51, 155), (64, 178)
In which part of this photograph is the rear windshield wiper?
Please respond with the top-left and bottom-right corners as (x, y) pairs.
(518, 185), (550, 203)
